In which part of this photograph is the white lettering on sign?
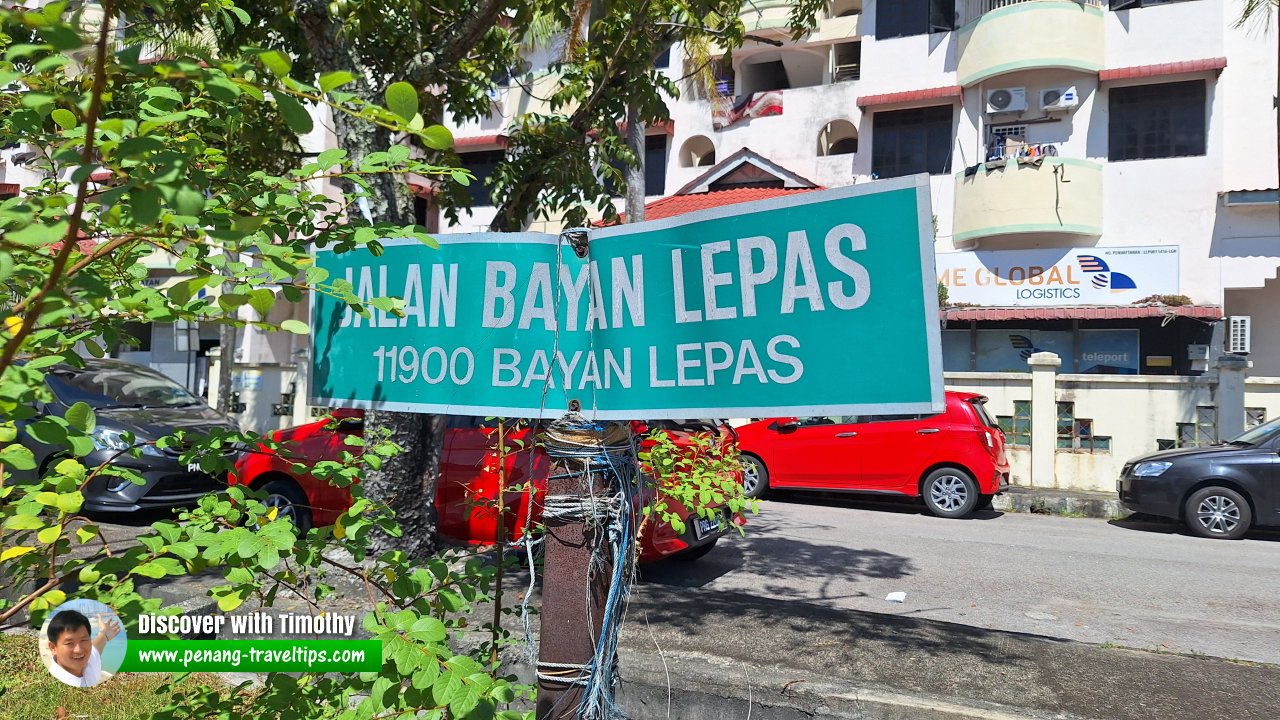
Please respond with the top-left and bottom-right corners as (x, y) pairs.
(491, 348), (632, 390)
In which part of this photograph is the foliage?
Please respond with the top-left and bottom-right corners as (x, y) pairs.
(1135, 294), (1193, 307)
(0, 2), (529, 718)
(937, 281), (950, 308)
(203, 0), (829, 231)
(636, 429), (754, 538)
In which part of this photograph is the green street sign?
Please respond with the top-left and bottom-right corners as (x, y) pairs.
(311, 175), (943, 419)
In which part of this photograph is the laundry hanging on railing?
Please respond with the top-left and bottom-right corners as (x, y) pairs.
(986, 140), (1060, 164)
(713, 90), (784, 130)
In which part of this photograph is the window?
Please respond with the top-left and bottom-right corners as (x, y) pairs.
(1056, 402), (1111, 453)
(875, 0), (956, 39)
(457, 149), (505, 206)
(871, 105), (954, 178)
(986, 124), (1026, 161)
(997, 400), (1031, 447)
(606, 135), (668, 197)
(1109, 0), (1197, 10)
(832, 42), (861, 82)
(1108, 80), (1206, 161)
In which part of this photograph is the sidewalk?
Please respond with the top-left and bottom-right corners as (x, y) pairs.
(993, 485), (1127, 519)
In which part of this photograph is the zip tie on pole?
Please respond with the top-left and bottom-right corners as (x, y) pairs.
(357, 195), (374, 224)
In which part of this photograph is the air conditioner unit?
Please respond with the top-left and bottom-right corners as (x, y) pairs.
(1228, 316), (1251, 354)
(1040, 86), (1079, 112)
(986, 87), (1027, 114)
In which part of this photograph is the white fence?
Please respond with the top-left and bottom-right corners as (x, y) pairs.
(947, 365), (1277, 492)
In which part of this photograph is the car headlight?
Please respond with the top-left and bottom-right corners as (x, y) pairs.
(91, 427), (131, 451)
(1133, 461), (1173, 477)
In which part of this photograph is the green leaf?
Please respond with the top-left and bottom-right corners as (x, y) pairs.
(385, 82), (419, 122)
(0, 444), (35, 470)
(51, 108), (77, 129)
(35, 491), (59, 506)
(248, 288), (276, 319)
(421, 125), (454, 151)
(75, 525), (98, 544)
(37, 524), (62, 544)
(259, 545), (281, 571)
(4, 514), (43, 531)
(56, 492), (83, 514)
(260, 50), (293, 77)
(134, 558), (184, 578)
(217, 588), (247, 612)
(281, 319), (309, 335)
(65, 401), (95, 432)
(408, 616), (447, 643)
(78, 566), (100, 583)
(319, 71), (357, 93)
(132, 187), (161, 225)
(5, 220), (68, 247)
(275, 94), (314, 135)
(37, 25), (84, 51)
(174, 186), (207, 216)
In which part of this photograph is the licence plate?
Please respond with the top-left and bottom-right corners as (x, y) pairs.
(693, 515), (720, 540)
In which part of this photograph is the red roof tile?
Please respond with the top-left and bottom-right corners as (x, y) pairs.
(1099, 57), (1227, 82)
(615, 186), (822, 223)
(857, 85), (962, 109)
(0, 183), (18, 198)
(943, 305), (1223, 322)
(454, 134), (507, 150)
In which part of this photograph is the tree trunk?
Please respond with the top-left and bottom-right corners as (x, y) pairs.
(293, 0), (444, 558)
(624, 103), (646, 224)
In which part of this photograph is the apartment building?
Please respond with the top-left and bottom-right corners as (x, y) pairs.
(447, 0), (1280, 382)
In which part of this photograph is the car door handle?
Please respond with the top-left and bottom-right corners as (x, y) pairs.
(835, 432), (858, 438)
(916, 428), (940, 435)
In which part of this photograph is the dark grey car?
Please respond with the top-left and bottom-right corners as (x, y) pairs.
(1118, 417), (1280, 539)
(20, 359), (240, 513)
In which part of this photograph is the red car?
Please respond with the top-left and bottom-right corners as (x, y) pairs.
(232, 414), (739, 562)
(735, 391), (1009, 518)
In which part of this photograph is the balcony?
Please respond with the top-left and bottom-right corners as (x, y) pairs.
(956, 0), (1104, 87)
(739, 0), (862, 37)
(952, 156), (1103, 247)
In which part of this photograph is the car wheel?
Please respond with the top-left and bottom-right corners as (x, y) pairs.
(259, 479), (313, 535)
(741, 455), (769, 499)
(1184, 486), (1251, 540)
(921, 468), (979, 519)
(672, 537), (718, 562)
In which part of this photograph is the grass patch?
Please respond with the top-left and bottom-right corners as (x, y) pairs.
(0, 631), (223, 720)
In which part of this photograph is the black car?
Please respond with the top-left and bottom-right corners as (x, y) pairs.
(19, 359), (240, 513)
(1118, 417), (1280, 540)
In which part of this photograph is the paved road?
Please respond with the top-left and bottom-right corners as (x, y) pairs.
(641, 493), (1280, 665)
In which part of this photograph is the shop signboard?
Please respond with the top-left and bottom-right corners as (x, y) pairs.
(936, 246), (1179, 306)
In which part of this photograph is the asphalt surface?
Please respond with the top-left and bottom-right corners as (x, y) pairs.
(640, 493), (1280, 664)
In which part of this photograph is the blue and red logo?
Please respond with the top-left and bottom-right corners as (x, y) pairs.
(1077, 256), (1137, 292)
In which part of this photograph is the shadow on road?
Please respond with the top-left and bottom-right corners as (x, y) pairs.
(640, 528), (916, 604)
(1108, 514), (1280, 542)
(765, 491), (1005, 521)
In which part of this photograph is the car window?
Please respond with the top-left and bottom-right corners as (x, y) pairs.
(968, 400), (1000, 429)
(1230, 417), (1280, 446)
(796, 416), (857, 427)
(859, 414), (931, 423)
(47, 365), (202, 409)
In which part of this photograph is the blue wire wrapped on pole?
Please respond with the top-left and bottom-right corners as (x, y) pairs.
(536, 413), (641, 720)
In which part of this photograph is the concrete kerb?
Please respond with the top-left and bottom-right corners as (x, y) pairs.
(614, 647), (1094, 720)
(993, 486), (1126, 519)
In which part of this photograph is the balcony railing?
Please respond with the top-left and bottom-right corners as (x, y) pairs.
(833, 63), (861, 82)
